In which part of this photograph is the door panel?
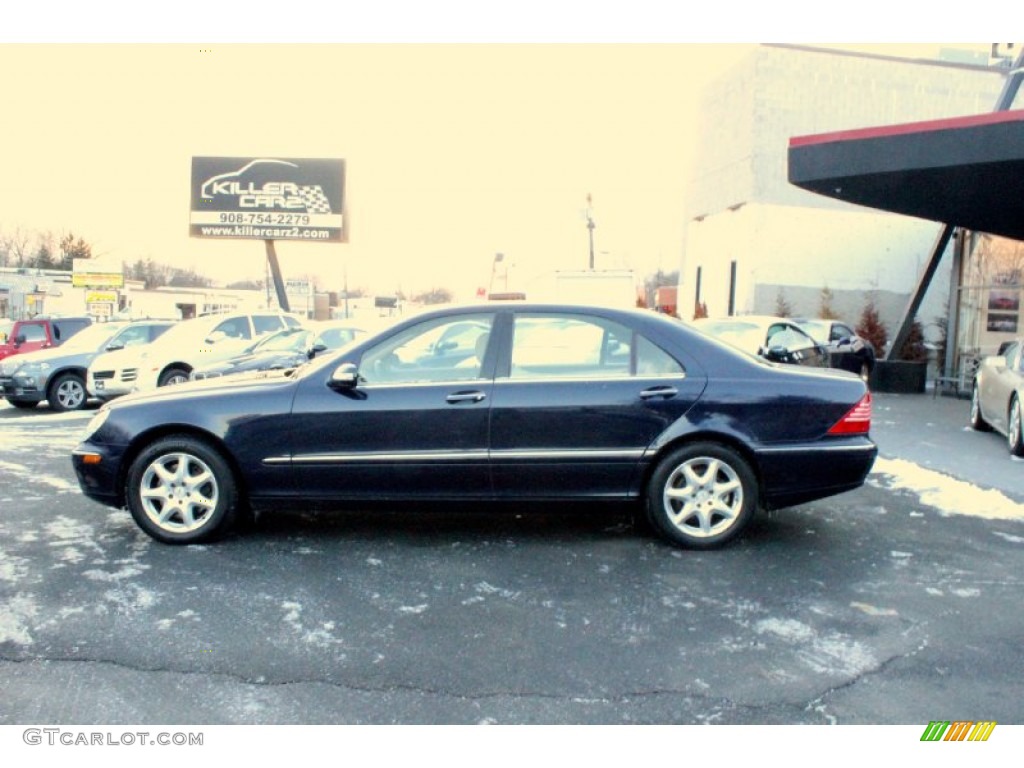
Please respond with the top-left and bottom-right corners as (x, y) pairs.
(285, 313), (497, 500)
(488, 313), (702, 499)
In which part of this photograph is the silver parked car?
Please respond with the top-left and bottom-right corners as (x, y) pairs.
(970, 338), (1024, 456)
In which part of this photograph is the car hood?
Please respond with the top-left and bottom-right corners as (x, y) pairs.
(1, 345), (92, 368)
(111, 367), (298, 407)
(89, 345), (148, 370)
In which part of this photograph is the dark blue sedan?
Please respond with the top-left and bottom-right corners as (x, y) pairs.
(72, 303), (877, 549)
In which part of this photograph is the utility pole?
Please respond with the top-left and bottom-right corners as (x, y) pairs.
(585, 194), (596, 270)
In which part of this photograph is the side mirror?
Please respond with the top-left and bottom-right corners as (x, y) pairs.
(309, 342), (327, 359)
(206, 331), (228, 344)
(13, 334), (25, 346)
(106, 342), (125, 352)
(329, 362), (359, 389)
(764, 345), (789, 362)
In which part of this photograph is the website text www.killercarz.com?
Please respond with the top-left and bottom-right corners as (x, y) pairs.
(200, 225), (332, 239)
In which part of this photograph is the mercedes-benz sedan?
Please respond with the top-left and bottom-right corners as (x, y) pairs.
(72, 303), (876, 549)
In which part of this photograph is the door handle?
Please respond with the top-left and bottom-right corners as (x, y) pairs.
(446, 391), (487, 404)
(639, 386), (678, 400)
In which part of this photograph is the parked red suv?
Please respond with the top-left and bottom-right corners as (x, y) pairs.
(0, 316), (92, 363)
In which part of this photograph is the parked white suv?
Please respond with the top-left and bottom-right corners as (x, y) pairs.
(87, 312), (302, 400)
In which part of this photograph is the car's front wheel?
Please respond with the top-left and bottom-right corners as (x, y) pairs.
(970, 384), (992, 432)
(1009, 397), (1024, 457)
(645, 442), (757, 549)
(158, 367), (190, 387)
(126, 435), (239, 544)
(47, 372), (88, 412)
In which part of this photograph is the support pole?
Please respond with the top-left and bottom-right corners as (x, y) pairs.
(885, 48), (1024, 361)
(264, 240), (290, 312)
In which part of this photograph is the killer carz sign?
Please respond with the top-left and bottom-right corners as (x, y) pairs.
(189, 157), (345, 242)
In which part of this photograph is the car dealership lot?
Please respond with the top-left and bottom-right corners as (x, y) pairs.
(1, 395), (1023, 725)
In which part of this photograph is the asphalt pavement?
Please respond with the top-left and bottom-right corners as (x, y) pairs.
(870, 390), (1024, 504)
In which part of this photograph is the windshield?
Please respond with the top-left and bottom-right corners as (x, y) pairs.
(251, 328), (312, 353)
(796, 320), (828, 343)
(692, 320), (763, 355)
(59, 322), (128, 351)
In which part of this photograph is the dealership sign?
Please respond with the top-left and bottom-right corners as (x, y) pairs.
(189, 157), (345, 242)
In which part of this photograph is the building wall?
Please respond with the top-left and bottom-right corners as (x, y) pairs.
(684, 45), (1004, 337)
(687, 203), (952, 324)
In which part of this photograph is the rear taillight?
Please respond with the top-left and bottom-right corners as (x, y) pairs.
(828, 392), (872, 435)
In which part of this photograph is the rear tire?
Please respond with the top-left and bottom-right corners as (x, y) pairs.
(645, 442), (757, 549)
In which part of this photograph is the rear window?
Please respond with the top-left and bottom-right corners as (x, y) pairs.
(52, 319), (91, 341)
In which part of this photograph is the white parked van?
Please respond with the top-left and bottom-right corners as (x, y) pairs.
(87, 311), (302, 400)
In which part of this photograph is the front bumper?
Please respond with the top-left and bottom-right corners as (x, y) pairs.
(0, 376), (45, 403)
(72, 442), (129, 508)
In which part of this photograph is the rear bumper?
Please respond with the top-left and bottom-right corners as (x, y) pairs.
(756, 437), (877, 509)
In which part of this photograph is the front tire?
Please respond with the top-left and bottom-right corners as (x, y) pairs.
(970, 384), (992, 432)
(158, 367), (190, 387)
(1009, 397), (1024, 458)
(47, 372), (88, 412)
(645, 442), (757, 549)
(126, 436), (239, 544)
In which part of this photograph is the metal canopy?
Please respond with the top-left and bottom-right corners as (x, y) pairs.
(788, 109), (1024, 240)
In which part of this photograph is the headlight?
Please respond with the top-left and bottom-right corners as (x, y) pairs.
(19, 362), (51, 375)
(82, 405), (111, 440)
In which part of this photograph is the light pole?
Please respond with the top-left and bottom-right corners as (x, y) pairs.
(585, 194), (596, 270)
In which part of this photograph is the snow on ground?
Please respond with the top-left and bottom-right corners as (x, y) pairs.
(871, 457), (1024, 521)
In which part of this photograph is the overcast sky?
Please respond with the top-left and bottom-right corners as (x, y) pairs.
(1, 5), (1008, 300)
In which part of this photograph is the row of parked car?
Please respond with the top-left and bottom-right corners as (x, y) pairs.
(690, 315), (877, 380)
(0, 311), (375, 412)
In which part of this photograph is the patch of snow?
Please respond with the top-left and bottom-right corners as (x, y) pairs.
(872, 457), (1024, 521)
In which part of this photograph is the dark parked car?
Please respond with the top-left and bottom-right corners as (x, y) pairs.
(970, 337), (1024, 456)
(190, 320), (373, 381)
(72, 304), (876, 549)
(691, 316), (829, 368)
(794, 318), (876, 381)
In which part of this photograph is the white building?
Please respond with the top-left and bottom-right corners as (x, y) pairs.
(683, 44), (1006, 341)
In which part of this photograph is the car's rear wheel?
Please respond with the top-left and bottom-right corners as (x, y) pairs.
(645, 442), (757, 549)
(158, 367), (190, 387)
(1009, 397), (1024, 457)
(47, 372), (87, 412)
(126, 436), (239, 544)
(970, 384), (992, 432)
